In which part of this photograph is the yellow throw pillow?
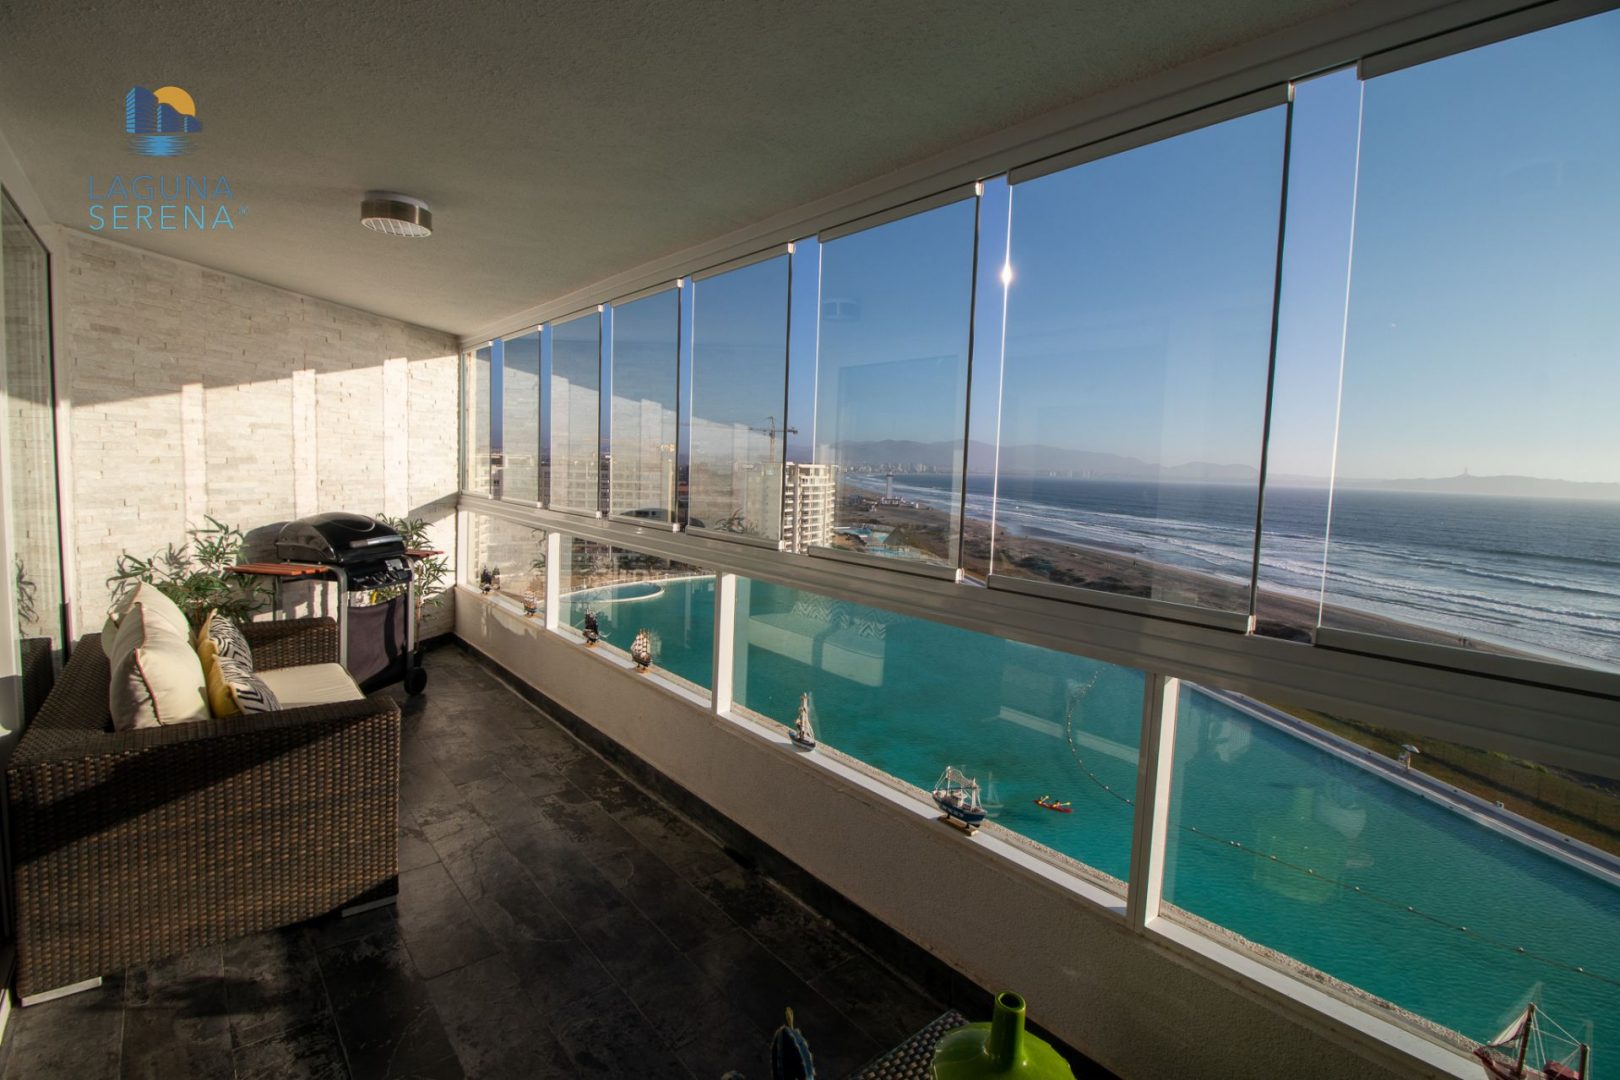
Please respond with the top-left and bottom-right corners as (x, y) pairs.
(202, 648), (239, 718)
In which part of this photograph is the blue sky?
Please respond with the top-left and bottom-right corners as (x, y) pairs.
(1335, 11), (1620, 484)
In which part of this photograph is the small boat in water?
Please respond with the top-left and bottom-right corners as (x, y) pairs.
(790, 692), (816, 751)
(1474, 1003), (1588, 1079)
(933, 766), (988, 831)
(1034, 795), (1073, 814)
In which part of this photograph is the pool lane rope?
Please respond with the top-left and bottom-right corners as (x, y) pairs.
(1062, 679), (1620, 994)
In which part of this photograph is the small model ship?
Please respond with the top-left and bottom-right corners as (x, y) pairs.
(932, 766), (988, 832)
(521, 589), (540, 617)
(630, 628), (653, 672)
(789, 692), (816, 751)
(1034, 795), (1073, 814)
(582, 611), (600, 647)
(1475, 1003), (1588, 1080)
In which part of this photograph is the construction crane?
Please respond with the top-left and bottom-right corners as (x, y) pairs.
(748, 415), (798, 463)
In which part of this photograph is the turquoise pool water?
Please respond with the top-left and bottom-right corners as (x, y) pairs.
(567, 575), (1619, 1065)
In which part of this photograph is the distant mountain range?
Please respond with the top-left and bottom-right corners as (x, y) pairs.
(826, 439), (1620, 500)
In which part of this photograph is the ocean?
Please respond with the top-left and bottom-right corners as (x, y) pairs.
(858, 473), (1620, 671)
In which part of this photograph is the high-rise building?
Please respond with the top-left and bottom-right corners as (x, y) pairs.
(781, 461), (835, 553)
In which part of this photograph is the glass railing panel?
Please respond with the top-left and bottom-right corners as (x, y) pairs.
(501, 329), (541, 503)
(550, 310), (603, 514)
(994, 104), (1289, 617)
(732, 577), (1143, 886)
(609, 287), (679, 525)
(688, 254), (790, 543)
(562, 538), (714, 691)
(1162, 684), (1618, 1065)
(464, 512), (547, 613)
(811, 196), (977, 567)
(1322, 9), (1620, 674)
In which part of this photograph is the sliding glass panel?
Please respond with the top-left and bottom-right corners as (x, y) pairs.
(1323, 10), (1620, 673)
(3, 190), (65, 724)
(814, 198), (977, 567)
(609, 287), (679, 524)
(465, 344), (494, 496)
(1163, 684), (1616, 1065)
(561, 538), (714, 691)
(500, 330), (541, 503)
(1253, 69), (1362, 642)
(688, 255), (790, 542)
(995, 106), (1288, 615)
(550, 311), (602, 514)
(733, 579), (1144, 887)
(463, 513), (547, 614)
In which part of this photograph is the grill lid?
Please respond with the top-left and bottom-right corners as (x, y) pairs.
(276, 512), (404, 565)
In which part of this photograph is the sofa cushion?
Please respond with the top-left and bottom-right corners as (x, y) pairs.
(104, 605), (211, 730)
(256, 663), (364, 708)
(198, 610), (254, 669)
(109, 582), (192, 639)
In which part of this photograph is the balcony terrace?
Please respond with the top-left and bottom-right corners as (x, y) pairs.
(0, 2), (1616, 1079)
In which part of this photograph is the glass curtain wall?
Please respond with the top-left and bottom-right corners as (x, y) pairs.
(501, 329), (541, 503)
(550, 310), (603, 514)
(465, 343), (495, 496)
(687, 254), (791, 542)
(2, 190), (65, 725)
(994, 103), (1289, 619)
(609, 286), (680, 524)
(814, 197), (977, 569)
(1320, 10), (1620, 673)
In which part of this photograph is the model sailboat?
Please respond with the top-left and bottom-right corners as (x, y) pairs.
(630, 628), (653, 672)
(789, 693), (816, 751)
(932, 766), (988, 832)
(1474, 1003), (1589, 1080)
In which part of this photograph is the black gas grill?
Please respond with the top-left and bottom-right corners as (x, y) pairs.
(275, 513), (426, 693)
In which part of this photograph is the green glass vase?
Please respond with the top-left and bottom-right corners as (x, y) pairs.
(931, 992), (1076, 1080)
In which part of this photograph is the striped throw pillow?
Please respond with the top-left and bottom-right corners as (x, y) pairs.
(200, 610), (254, 670)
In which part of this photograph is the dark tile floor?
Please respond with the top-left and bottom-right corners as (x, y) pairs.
(0, 647), (946, 1079)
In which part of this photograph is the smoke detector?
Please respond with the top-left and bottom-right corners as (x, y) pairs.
(360, 192), (432, 238)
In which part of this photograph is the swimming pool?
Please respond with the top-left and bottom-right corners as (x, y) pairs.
(567, 574), (1619, 1065)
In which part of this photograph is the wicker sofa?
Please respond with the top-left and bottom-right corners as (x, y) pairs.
(7, 617), (401, 1003)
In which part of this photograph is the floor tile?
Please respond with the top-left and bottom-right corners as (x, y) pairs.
(232, 1018), (349, 1080)
(318, 924), (459, 1080)
(397, 863), (498, 980)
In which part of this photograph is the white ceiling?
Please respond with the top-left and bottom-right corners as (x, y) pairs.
(0, 0), (1357, 336)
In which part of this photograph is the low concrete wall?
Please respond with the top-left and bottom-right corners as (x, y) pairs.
(455, 587), (1463, 1080)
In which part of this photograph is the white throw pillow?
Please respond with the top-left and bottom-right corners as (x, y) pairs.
(108, 582), (192, 640)
(105, 604), (211, 730)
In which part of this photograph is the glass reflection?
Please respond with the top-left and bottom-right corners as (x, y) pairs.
(688, 255), (790, 542)
(466, 344), (493, 496)
(464, 514), (546, 614)
(1164, 683), (1617, 1065)
(733, 578), (1143, 885)
(813, 199), (976, 567)
(550, 312), (602, 514)
(610, 288), (679, 524)
(562, 539), (714, 690)
(501, 330), (541, 503)
(995, 106), (1288, 613)
(1324, 10), (1620, 671)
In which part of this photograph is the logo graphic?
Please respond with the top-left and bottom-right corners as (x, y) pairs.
(125, 85), (201, 157)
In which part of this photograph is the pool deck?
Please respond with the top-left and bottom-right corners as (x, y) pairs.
(1200, 686), (1620, 890)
